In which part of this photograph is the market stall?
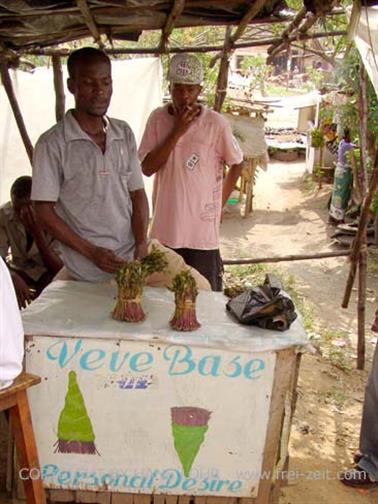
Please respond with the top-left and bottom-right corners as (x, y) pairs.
(22, 280), (308, 504)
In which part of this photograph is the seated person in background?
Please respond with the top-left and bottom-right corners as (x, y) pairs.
(0, 176), (63, 308)
(0, 257), (24, 390)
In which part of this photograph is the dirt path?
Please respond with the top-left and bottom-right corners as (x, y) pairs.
(220, 160), (378, 504)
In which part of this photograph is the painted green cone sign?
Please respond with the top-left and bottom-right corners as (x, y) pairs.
(54, 370), (98, 454)
(171, 407), (211, 477)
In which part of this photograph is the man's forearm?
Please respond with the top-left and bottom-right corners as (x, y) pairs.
(31, 230), (63, 275)
(222, 162), (244, 207)
(142, 129), (182, 177)
(130, 189), (149, 246)
(35, 202), (95, 261)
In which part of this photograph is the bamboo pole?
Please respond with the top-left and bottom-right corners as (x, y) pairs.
(357, 238), (367, 370)
(0, 62), (33, 164)
(52, 55), (65, 122)
(223, 250), (350, 265)
(342, 150), (378, 308)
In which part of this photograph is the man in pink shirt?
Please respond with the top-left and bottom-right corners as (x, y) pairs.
(139, 53), (243, 290)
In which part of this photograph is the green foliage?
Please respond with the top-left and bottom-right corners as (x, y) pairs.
(311, 128), (325, 148)
(335, 47), (378, 146)
(371, 191), (378, 214)
(239, 54), (271, 96)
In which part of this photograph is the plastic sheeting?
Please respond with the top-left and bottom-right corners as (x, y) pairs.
(351, 6), (378, 96)
(22, 280), (309, 354)
(0, 57), (162, 205)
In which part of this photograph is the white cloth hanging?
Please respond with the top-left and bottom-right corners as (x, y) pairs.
(0, 257), (24, 389)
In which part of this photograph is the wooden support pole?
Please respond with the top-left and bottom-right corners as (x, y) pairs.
(342, 150), (378, 308)
(158, 0), (185, 53)
(357, 238), (367, 370)
(52, 54), (65, 122)
(358, 64), (369, 195)
(0, 62), (33, 164)
(213, 26), (231, 113)
(223, 250), (350, 265)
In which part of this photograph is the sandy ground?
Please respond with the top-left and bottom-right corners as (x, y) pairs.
(221, 159), (378, 504)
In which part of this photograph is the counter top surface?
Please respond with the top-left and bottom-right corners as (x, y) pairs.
(22, 280), (309, 353)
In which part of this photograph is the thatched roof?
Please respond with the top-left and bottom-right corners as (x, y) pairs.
(0, 0), (291, 51)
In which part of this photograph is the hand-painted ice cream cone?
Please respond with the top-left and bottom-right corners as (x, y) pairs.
(54, 371), (98, 455)
(171, 407), (211, 477)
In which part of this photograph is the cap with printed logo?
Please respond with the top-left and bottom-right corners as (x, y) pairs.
(168, 53), (204, 85)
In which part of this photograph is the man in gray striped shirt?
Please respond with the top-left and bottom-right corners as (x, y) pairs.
(32, 48), (149, 282)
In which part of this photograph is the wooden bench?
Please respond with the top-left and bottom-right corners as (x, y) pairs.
(0, 372), (46, 504)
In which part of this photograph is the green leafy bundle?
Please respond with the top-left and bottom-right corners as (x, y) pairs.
(170, 270), (201, 331)
(112, 245), (168, 323)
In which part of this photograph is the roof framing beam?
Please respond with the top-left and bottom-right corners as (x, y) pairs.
(22, 30), (346, 57)
(230, 0), (271, 45)
(76, 0), (104, 48)
(267, 0), (340, 63)
(158, 0), (186, 53)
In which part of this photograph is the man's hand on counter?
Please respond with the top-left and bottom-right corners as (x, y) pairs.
(90, 246), (125, 273)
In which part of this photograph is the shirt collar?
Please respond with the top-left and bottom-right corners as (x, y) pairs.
(63, 110), (123, 143)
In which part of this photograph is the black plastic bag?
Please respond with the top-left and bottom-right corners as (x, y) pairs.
(226, 274), (297, 331)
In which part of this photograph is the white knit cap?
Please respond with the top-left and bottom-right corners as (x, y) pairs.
(168, 53), (204, 85)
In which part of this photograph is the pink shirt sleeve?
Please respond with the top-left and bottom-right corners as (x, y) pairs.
(138, 110), (158, 162)
(217, 121), (244, 167)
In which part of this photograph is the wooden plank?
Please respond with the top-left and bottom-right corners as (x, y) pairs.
(0, 373), (41, 399)
(254, 348), (296, 504)
(134, 495), (152, 504)
(153, 495), (166, 504)
(206, 498), (237, 504)
(9, 390), (46, 504)
(112, 492), (134, 504)
(177, 496), (190, 504)
(76, 490), (111, 503)
(239, 498), (255, 504)
(46, 488), (76, 502)
(165, 495), (178, 504)
(193, 497), (206, 504)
